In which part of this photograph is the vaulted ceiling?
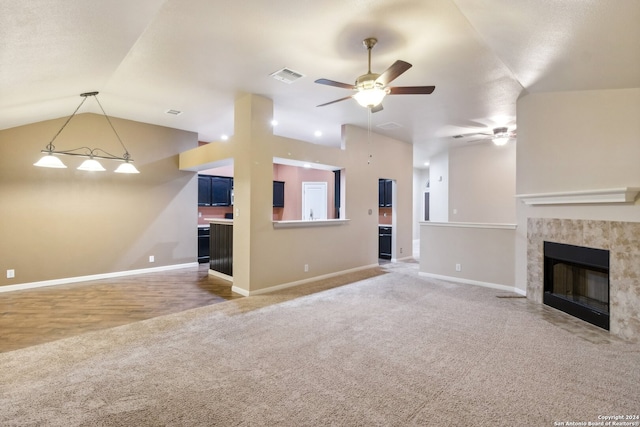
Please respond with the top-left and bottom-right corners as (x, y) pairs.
(1, 1), (639, 167)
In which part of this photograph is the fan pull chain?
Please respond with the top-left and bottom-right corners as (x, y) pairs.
(367, 108), (372, 165)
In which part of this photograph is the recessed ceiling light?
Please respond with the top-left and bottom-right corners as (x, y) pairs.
(424, 162), (430, 166)
(271, 120), (278, 127)
(303, 163), (311, 168)
(314, 130), (322, 137)
(165, 109), (183, 116)
(221, 135), (229, 141)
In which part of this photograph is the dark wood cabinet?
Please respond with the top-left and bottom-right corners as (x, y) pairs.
(333, 170), (341, 217)
(273, 181), (285, 207)
(198, 175), (233, 206)
(198, 176), (212, 206)
(379, 179), (393, 207)
(197, 227), (210, 263)
(210, 223), (233, 276)
(379, 226), (392, 259)
(211, 176), (233, 206)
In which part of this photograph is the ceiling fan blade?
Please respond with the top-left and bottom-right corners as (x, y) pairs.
(371, 104), (384, 113)
(452, 132), (492, 139)
(316, 95), (353, 107)
(376, 60), (412, 86)
(388, 86), (436, 95)
(314, 78), (356, 90)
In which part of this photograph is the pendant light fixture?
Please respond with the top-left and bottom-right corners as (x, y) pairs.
(34, 92), (140, 173)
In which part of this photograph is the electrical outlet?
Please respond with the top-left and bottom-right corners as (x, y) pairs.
(149, 255), (155, 263)
(455, 263), (461, 272)
(400, 248), (403, 254)
(304, 264), (309, 272)
(7, 269), (15, 279)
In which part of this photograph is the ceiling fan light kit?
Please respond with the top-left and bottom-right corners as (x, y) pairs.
(34, 92), (140, 174)
(315, 37), (435, 112)
(353, 86), (388, 108)
(492, 127), (510, 146)
(453, 126), (516, 146)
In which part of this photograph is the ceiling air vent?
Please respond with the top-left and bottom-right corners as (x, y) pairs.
(376, 122), (403, 130)
(165, 109), (183, 116)
(270, 67), (305, 84)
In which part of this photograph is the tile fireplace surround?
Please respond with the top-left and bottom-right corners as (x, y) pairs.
(527, 218), (640, 341)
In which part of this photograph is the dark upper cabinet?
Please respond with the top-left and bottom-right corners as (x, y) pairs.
(273, 181), (285, 207)
(211, 176), (233, 206)
(379, 179), (393, 207)
(198, 175), (233, 206)
(198, 176), (212, 206)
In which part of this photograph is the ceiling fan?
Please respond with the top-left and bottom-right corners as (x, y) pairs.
(452, 127), (516, 146)
(315, 37), (435, 113)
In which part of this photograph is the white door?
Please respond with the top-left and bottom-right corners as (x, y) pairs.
(302, 182), (327, 220)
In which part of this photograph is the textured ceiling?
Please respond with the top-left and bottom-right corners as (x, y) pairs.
(1, 0), (638, 168)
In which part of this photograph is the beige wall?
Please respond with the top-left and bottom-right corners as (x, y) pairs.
(449, 142), (516, 223)
(0, 113), (198, 287)
(428, 151), (449, 222)
(413, 167), (429, 240)
(420, 223), (516, 288)
(180, 94), (414, 294)
(515, 88), (640, 292)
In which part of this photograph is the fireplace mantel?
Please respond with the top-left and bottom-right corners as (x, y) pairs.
(517, 187), (640, 205)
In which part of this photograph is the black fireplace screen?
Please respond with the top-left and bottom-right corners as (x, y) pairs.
(543, 241), (610, 330)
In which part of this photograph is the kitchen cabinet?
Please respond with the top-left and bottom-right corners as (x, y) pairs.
(333, 170), (341, 217)
(198, 175), (233, 206)
(197, 227), (210, 263)
(210, 222), (233, 276)
(378, 179), (393, 207)
(273, 181), (285, 207)
(379, 226), (392, 259)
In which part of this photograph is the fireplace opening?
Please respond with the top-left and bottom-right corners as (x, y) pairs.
(543, 241), (610, 330)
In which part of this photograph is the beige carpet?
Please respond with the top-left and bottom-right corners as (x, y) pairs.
(2, 263), (639, 426)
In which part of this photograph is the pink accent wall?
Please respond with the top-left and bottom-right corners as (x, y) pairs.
(274, 164), (336, 220)
(378, 207), (393, 225)
(197, 206), (233, 224)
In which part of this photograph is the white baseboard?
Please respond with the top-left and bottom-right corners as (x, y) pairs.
(392, 256), (416, 263)
(230, 286), (249, 297)
(0, 262), (199, 293)
(208, 269), (233, 283)
(513, 287), (527, 296)
(235, 263), (380, 296)
(418, 271), (525, 295)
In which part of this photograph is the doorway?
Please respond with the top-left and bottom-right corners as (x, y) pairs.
(378, 178), (395, 262)
(302, 182), (327, 220)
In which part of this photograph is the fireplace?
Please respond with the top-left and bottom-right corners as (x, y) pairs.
(543, 241), (610, 330)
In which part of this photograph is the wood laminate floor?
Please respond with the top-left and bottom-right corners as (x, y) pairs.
(0, 264), (242, 353)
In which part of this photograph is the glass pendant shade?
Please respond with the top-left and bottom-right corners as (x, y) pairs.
(354, 87), (387, 108)
(114, 162), (140, 174)
(77, 158), (106, 171)
(492, 136), (509, 146)
(34, 154), (67, 168)
(34, 92), (140, 174)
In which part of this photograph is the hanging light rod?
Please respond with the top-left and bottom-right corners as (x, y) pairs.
(34, 91), (140, 173)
